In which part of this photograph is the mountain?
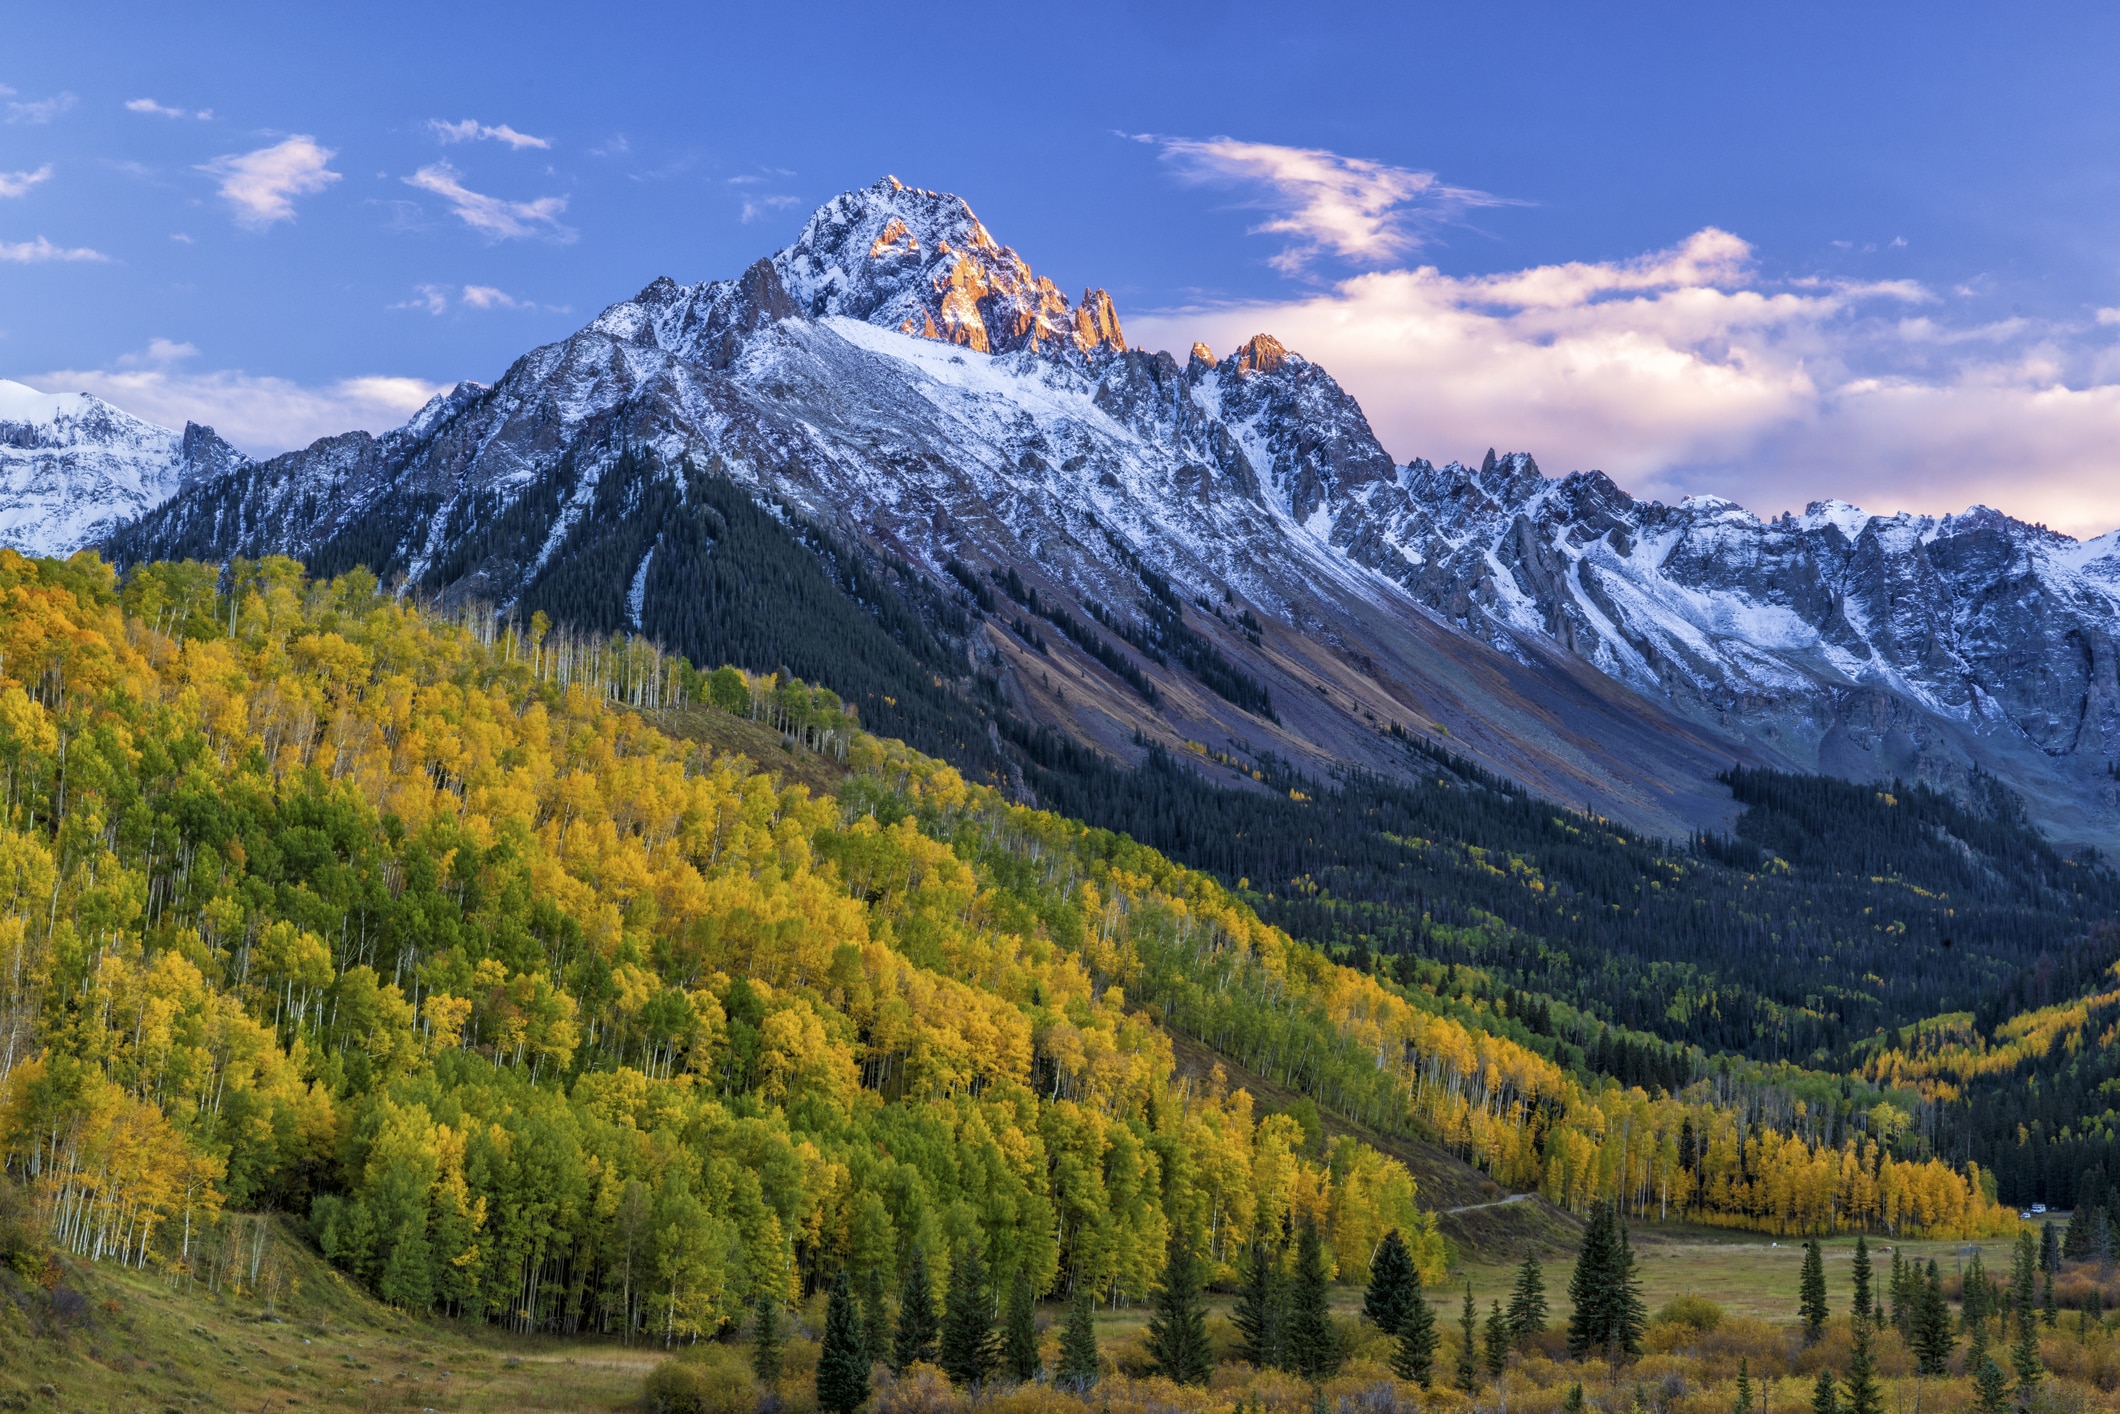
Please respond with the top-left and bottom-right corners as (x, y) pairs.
(0, 379), (245, 557)
(95, 177), (2120, 848)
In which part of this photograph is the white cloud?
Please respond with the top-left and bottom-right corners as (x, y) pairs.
(199, 136), (340, 228)
(392, 282), (564, 315)
(739, 193), (799, 223)
(6, 92), (76, 125)
(1131, 220), (2120, 538)
(0, 236), (108, 263)
(1136, 134), (1513, 272)
(430, 118), (550, 150)
(459, 284), (528, 310)
(28, 358), (447, 455)
(126, 97), (210, 120)
(0, 165), (52, 198)
(404, 162), (573, 242)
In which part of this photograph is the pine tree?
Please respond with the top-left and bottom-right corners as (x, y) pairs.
(817, 1279), (871, 1414)
(1889, 1249), (1911, 1333)
(859, 1264), (891, 1368)
(1810, 1367), (1839, 1414)
(1567, 1199), (1615, 1360)
(1483, 1299), (1510, 1377)
(1234, 1238), (1286, 1369)
(1912, 1259), (1955, 1375)
(1734, 1357), (1754, 1414)
(2042, 1270), (2057, 1328)
(1145, 1228), (1213, 1386)
(2010, 1303), (2044, 1396)
(1286, 1222), (1342, 1382)
(2012, 1229), (2038, 1338)
(892, 1248), (938, 1373)
(1964, 1253), (1992, 1331)
(1563, 1383), (1586, 1414)
(1057, 1283), (1100, 1390)
(1799, 1236), (1828, 1344)
(2040, 1220), (2060, 1274)
(939, 1243), (997, 1388)
(1363, 1229), (1416, 1337)
(1456, 1283), (1479, 1393)
(753, 1294), (784, 1385)
(1850, 1235), (1873, 1327)
(1841, 1314), (1882, 1414)
(1002, 1266), (1041, 1383)
(1506, 1254), (1549, 1345)
(1971, 1353), (2011, 1414)
(1392, 1266), (1438, 1389)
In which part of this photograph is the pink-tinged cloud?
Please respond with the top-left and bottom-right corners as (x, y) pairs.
(199, 137), (340, 228)
(404, 162), (573, 242)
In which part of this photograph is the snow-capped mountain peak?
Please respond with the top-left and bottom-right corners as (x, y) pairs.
(0, 379), (244, 557)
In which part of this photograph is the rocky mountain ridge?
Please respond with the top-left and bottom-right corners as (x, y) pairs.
(64, 176), (2120, 846)
(0, 380), (244, 557)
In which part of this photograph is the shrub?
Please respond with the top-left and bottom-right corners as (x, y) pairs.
(644, 1347), (763, 1414)
(1654, 1295), (1726, 1333)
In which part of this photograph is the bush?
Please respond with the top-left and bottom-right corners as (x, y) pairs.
(1654, 1295), (1726, 1333)
(644, 1347), (761, 1414)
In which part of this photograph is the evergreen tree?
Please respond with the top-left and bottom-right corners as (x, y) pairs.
(1964, 1253), (1992, 1332)
(1286, 1222), (1343, 1382)
(1363, 1229), (1416, 1337)
(1912, 1260), (1955, 1375)
(1392, 1266), (1439, 1389)
(1799, 1236), (1829, 1343)
(1506, 1254), (1549, 1345)
(1563, 1383), (1586, 1414)
(2040, 1220), (2060, 1274)
(859, 1265), (891, 1369)
(1002, 1266), (1041, 1383)
(892, 1248), (938, 1373)
(1889, 1248), (1911, 1333)
(2010, 1304), (2044, 1396)
(939, 1243), (997, 1388)
(1484, 1299), (1510, 1377)
(1734, 1357), (1754, 1414)
(1234, 1238), (1286, 1369)
(1456, 1283), (1479, 1393)
(2042, 1271), (2058, 1328)
(1810, 1367), (1839, 1414)
(1144, 1228), (1214, 1386)
(1057, 1284), (1100, 1390)
(1567, 1200), (1647, 1362)
(753, 1294), (784, 1385)
(1971, 1353), (2011, 1414)
(1841, 1315), (1882, 1414)
(1850, 1235), (1873, 1327)
(2012, 1230), (2038, 1338)
(817, 1279), (871, 1414)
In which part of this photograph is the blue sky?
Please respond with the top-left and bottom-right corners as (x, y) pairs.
(9, 1), (2120, 532)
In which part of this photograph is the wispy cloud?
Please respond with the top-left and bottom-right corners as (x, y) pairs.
(0, 236), (108, 263)
(404, 162), (573, 241)
(393, 282), (564, 314)
(0, 165), (52, 199)
(126, 97), (212, 120)
(199, 136), (340, 228)
(429, 118), (550, 150)
(1134, 133), (1514, 273)
(739, 193), (800, 223)
(5, 91), (76, 125)
(1131, 209), (2120, 536)
(28, 351), (447, 455)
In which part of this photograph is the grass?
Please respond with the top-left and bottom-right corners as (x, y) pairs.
(0, 1218), (656, 1412)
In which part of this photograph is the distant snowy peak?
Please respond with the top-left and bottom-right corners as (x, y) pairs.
(0, 379), (244, 557)
(771, 175), (1127, 358)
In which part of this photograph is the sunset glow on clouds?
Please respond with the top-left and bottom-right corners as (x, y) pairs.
(1130, 141), (2120, 538)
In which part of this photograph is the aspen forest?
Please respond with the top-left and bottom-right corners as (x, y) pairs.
(0, 550), (2030, 1361)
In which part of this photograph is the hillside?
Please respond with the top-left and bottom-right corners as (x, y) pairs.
(0, 550), (2019, 1351)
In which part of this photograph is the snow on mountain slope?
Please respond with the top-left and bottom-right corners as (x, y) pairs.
(0, 380), (244, 557)
(94, 177), (2120, 846)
